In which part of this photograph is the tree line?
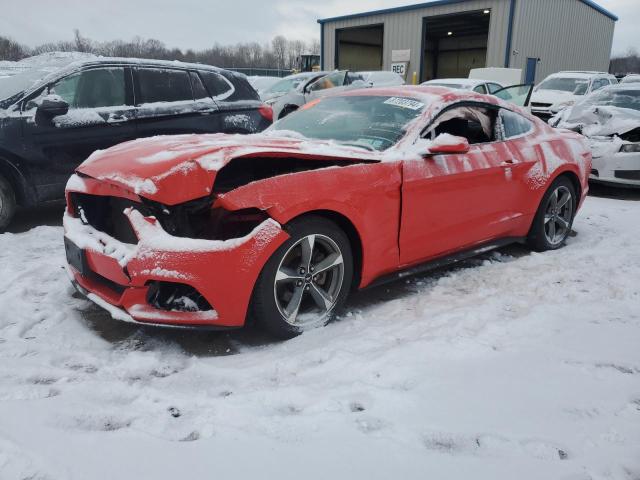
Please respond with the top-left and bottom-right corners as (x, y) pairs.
(610, 48), (640, 75)
(0, 30), (320, 71)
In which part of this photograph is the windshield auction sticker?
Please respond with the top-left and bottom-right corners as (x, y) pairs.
(383, 97), (425, 110)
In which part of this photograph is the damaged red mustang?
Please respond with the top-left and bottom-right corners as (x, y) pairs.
(64, 86), (591, 338)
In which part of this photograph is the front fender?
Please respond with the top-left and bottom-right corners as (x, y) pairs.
(216, 161), (403, 287)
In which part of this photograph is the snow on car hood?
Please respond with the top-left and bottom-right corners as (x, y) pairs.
(76, 133), (381, 205)
(552, 105), (640, 137)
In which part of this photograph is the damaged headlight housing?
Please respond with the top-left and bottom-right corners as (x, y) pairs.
(620, 143), (640, 153)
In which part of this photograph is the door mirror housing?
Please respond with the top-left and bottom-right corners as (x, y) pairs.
(425, 135), (470, 155)
(37, 95), (69, 117)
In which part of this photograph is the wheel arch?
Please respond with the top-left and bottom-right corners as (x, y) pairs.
(549, 168), (582, 207)
(285, 209), (363, 291)
(0, 154), (32, 206)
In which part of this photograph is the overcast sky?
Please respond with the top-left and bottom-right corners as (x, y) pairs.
(0, 0), (637, 56)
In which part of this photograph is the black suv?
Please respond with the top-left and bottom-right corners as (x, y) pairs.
(0, 54), (272, 229)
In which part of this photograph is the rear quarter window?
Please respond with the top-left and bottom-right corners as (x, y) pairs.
(501, 109), (533, 139)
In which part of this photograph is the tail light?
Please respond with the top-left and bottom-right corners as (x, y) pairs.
(258, 104), (273, 123)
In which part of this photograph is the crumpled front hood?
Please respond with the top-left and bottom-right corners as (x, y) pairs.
(76, 133), (379, 205)
(553, 105), (640, 137)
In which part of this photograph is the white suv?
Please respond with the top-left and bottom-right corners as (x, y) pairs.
(530, 71), (618, 119)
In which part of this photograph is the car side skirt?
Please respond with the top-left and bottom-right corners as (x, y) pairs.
(365, 236), (525, 290)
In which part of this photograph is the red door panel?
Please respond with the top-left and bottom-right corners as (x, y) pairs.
(399, 142), (521, 267)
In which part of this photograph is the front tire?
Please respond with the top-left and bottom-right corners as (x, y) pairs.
(249, 215), (353, 339)
(527, 176), (576, 251)
(0, 174), (16, 231)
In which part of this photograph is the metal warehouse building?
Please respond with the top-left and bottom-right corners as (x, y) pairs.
(318, 0), (617, 84)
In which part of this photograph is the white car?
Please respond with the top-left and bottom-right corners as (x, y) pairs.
(421, 78), (505, 94)
(621, 74), (640, 84)
(358, 71), (405, 87)
(530, 71), (618, 119)
(267, 70), (369, 120)
(550, 83), (640, 187)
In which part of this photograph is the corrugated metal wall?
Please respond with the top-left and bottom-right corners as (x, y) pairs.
(321, 0), (511, 76)
(321, 0), (616, 84)
(510, 0), (615, 82)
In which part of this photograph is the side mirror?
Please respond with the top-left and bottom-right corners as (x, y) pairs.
(37, 95), (69, 117)
(425, 135), (470, 155)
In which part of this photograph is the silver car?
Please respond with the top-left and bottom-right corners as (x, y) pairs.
(265, 71), (370, 120)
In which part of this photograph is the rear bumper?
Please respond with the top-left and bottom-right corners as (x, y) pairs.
(64, 193), (288, 328)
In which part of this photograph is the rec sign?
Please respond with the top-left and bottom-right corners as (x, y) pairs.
(391, 62), (408, 79)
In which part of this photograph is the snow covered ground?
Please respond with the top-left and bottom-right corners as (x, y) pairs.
(1, 191), (639, 480)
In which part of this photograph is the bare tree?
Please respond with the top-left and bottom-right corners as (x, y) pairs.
(0, 31), (323, 72)
(0, 36), (28, 61)
(271, 35), (287, 70)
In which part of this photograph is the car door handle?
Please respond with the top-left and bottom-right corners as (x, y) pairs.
(108, 115), (129, 124)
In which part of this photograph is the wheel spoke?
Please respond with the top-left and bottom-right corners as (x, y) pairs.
(284, 286), (305, 323)
(300, 235), (316, 271)
(276, 267), (303, 283)
(544, 213), (554, 225)
(547, 219), (556, 241)
(557, 191), (571, 208)
(312, 252), (343, 274)
(556, 216), (570, 229)
(309, 283), (333, 311)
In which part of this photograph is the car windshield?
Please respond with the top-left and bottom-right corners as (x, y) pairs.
(0, 53), (93, 106)
(264, 75), (313, 95)
(537, 77), (589, 94)
(577, 88), (640, 112)
(269, 95), (427, 151)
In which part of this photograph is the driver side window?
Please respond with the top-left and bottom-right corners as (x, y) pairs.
(425, 104), (498, 145)
(51, 68), (126, 109)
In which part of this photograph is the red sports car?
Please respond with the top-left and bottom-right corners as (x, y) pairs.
(64, 86), (591, 338)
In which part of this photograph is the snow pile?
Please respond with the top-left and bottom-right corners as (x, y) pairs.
(1, 198), (639, 479)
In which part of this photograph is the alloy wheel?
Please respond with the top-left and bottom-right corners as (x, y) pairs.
(544, 185), (574, 246)
(273, 234), (345, 326)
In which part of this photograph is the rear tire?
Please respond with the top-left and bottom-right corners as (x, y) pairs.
(527, 176), (576, 252)
(249, 215), (353, 339)
(0, 174), (16, 232)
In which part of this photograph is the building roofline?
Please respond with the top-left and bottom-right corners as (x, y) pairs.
(317, 0), (618, 24)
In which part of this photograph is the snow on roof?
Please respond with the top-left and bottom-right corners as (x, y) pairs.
(547, 71), (612, 79)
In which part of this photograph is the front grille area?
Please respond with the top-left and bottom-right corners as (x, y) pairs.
(70, 193), (151, 244)
(614, 170), (640, 181)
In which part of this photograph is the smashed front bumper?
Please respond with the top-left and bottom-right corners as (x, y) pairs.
(64, 179), (289, 328)
(589, 139), (640, 187)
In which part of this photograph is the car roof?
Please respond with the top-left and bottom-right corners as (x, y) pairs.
(281, 71), (329, 80)
(549, 71), (612, 79)
(424, 78), (486, 86)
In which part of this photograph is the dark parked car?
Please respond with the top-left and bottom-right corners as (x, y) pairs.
(0, 54), (272, 229)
